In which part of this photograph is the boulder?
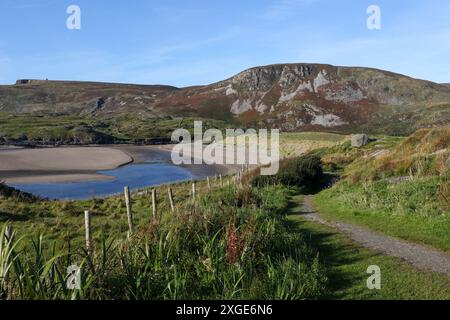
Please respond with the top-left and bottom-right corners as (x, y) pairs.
(351, 134), (369, 148)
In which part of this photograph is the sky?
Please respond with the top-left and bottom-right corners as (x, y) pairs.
(1, 0), (450, 86)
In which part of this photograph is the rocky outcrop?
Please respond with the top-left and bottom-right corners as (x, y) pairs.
(351, 134), (369, 148)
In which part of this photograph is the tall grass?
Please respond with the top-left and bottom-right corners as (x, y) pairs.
(0, 185), (327, 300)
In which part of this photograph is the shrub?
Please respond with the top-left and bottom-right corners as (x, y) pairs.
(252, 155), (323, 192)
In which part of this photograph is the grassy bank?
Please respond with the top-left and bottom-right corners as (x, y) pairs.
(311, 125), (450, 252)
(0, 180), (328, 300)
(288, 195), (450, 300)
(314, 178), (450, 252)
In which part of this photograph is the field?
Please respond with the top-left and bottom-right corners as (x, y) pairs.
(0, 112), (230, 145)
(279, 132), (347, 158)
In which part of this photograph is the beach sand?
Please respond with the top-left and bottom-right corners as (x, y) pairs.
(0, 145), (236, 184)
(0, 147), (132, 184)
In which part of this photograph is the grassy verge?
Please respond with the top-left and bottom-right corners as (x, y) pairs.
(313, 178), (450, 253)
(288, 195), (450, 300)
(309, 125), (450, 253)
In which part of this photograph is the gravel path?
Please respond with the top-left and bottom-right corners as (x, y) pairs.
(300, 196), (450, 276)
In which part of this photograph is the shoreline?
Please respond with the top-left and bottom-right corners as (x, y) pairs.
(0, 146), (133, 184)
(0, 144), (236, 185)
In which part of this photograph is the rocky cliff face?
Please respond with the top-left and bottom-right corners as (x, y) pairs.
(165, 63), (450, 132)
(1, 63), (449, 134)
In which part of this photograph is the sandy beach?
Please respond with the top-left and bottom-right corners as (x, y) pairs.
(0, 145), (234, 184)
(0, 147), (133, 184)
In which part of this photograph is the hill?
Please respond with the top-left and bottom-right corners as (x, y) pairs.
(1, 63), (449, 144)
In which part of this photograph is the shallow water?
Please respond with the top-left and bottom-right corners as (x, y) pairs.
(11, 162), (194, 200)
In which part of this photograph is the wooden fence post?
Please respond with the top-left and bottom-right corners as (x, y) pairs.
(192, 181), (196, 202)
(124, 186), (134, 235)
(207, 176), (211, 190)
(152, 189), (157, 221)
(168, 188), (175, 212)
(84, 210), (92, 254)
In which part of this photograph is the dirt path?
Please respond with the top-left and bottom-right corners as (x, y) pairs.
(299, 195), (450, 276)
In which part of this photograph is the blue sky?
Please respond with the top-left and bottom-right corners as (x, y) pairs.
(1, 0), (450, 86)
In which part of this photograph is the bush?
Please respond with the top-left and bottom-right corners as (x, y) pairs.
(252, 155), (323, 192)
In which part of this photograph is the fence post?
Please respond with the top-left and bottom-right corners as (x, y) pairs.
(124, 186), (134, 235)
(192, 181), (196, 203)
(152, 189), (157, 221)
(168, 188), (175, 212)
(84, 210), (93, 254)
(207, 176), (211, 190)
(220, 174), (223, 187)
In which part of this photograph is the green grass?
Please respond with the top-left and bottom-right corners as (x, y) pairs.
(0, 182), (328, 300)
(280, 132), (347, 143)
(0, 112), (230, 144)
(279, 132), (347, 158)
(307, 125), (450, 252)
(313, 178), (450, 253)
(288, 195), (450, 300)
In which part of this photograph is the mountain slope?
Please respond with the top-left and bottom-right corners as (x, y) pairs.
(168, 63), (450, 133)
(0, 80), (179, 117)
(1, 63), (449, 140)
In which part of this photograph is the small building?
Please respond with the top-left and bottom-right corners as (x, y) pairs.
(15, 79), (45, 85)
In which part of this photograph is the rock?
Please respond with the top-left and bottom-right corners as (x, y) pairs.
(17, 134), (28, 141)
(367, 149), (389, 158)
(75, 125), (94, 133)
(433, 149), (447, 156)
(351, 134), (369, 148)
(385, 176), (412, 184)
(96, 97), (106, 109)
